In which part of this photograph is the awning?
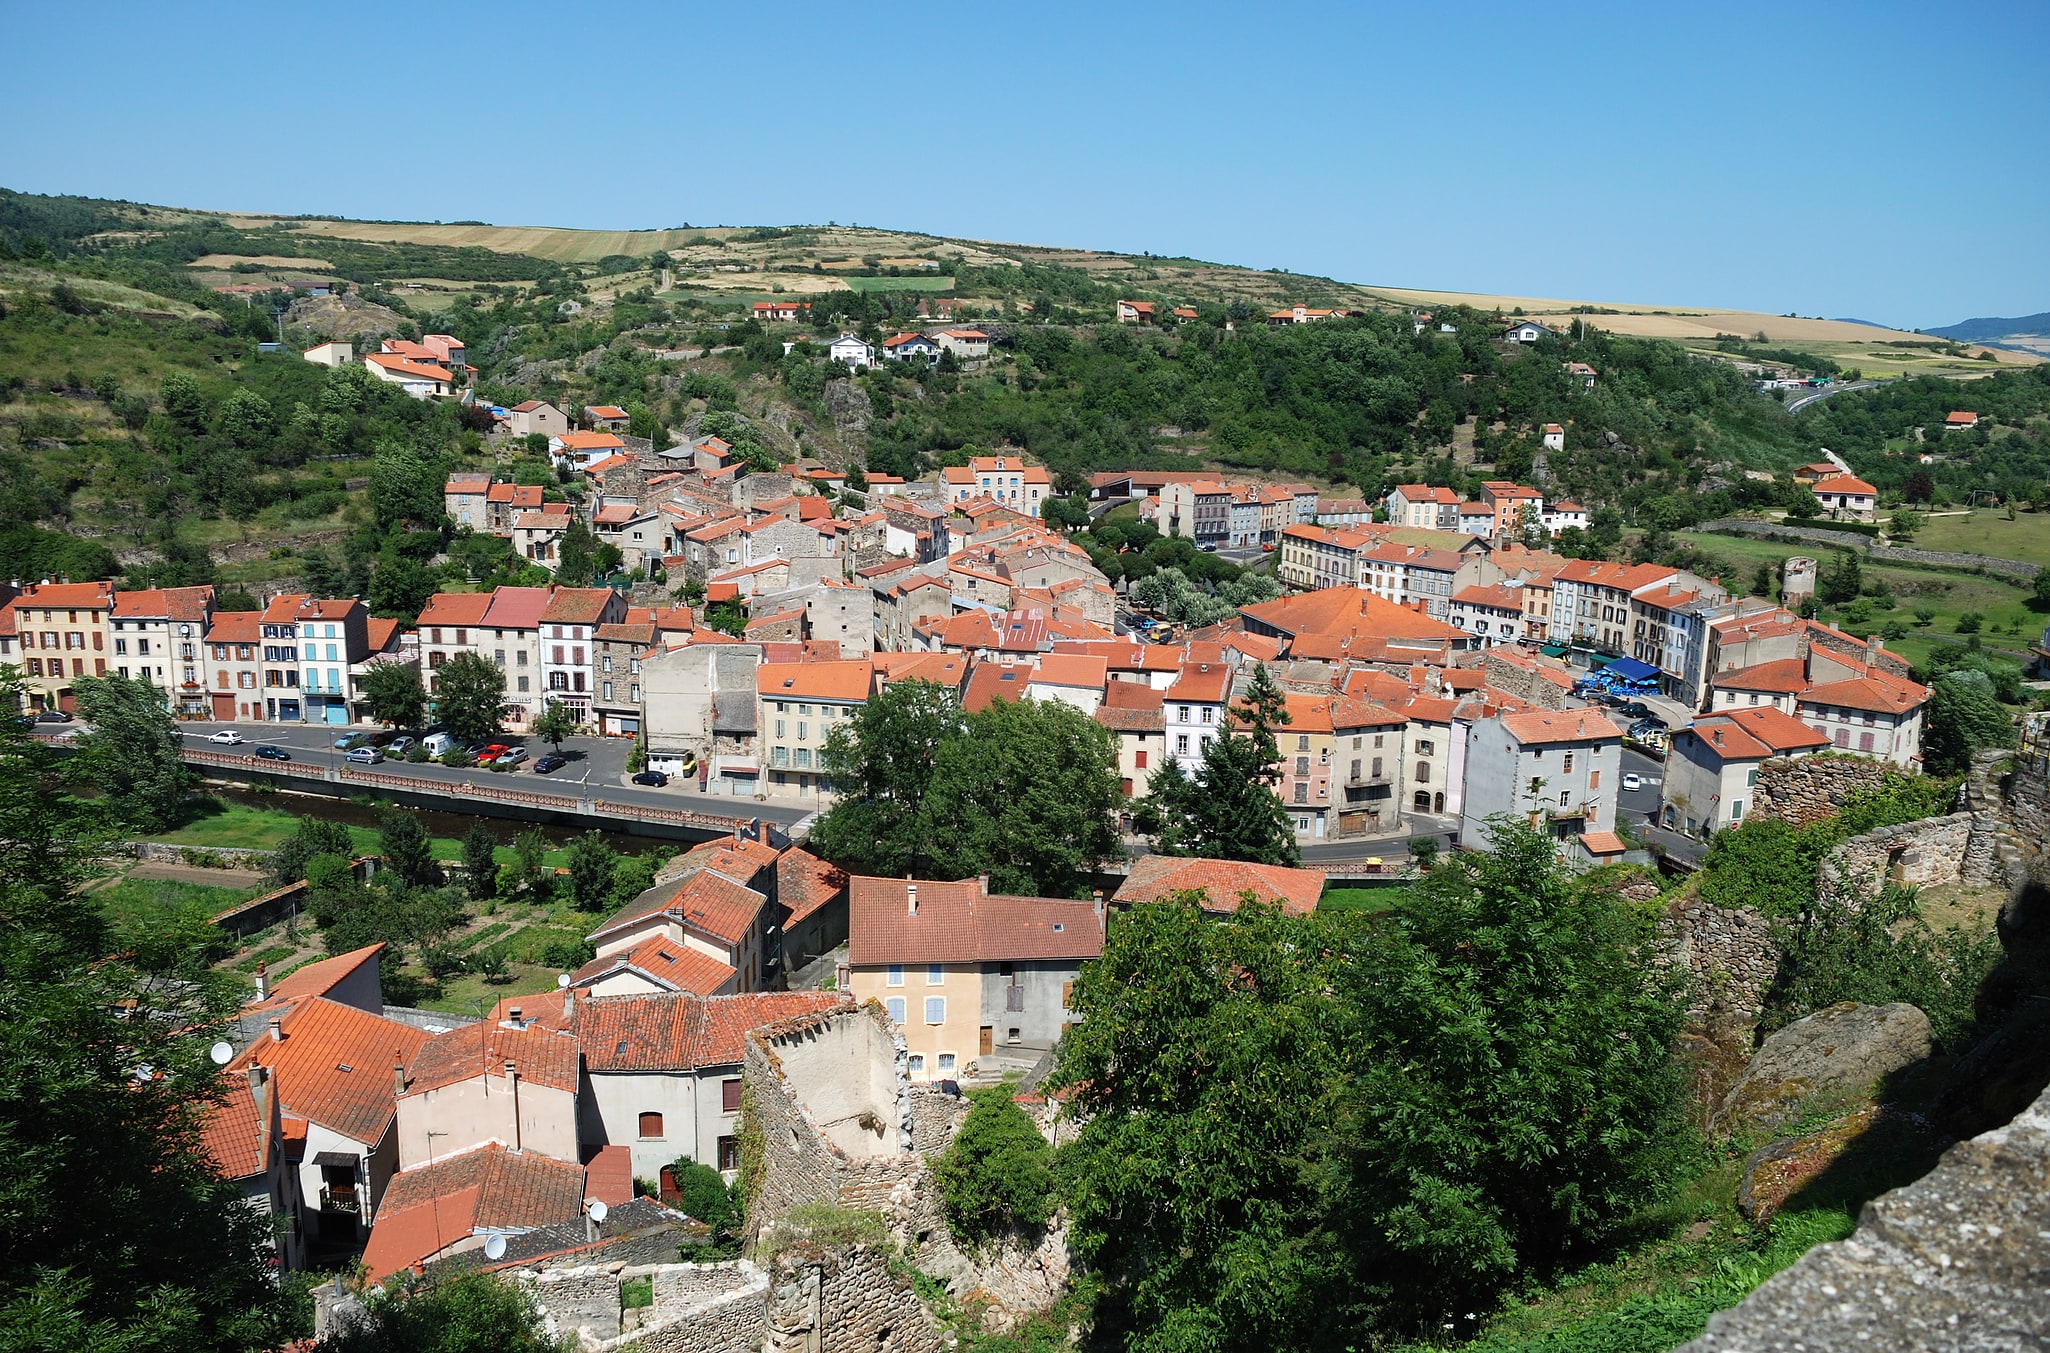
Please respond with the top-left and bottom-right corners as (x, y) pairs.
(312, 1150), (358, 1169)
(1539, 644), (1567, 658)
(1604, 657), (1659, 682)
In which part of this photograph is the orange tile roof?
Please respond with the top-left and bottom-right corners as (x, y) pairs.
(755, 660), (871, 702)
(230, 997), (430, 1145)
(402, 1020), (580, 1097)
(364, 1145), (588, 1280)
(777, 847), (847, 927)
(1798, 672), (1927, 714)
(584, 405), (629, 420)
(572, 935), (737, 996)
(1945, 411), (1977, 424)
(1686, 707), (1831, 759)
(416, 592), (494, 627)
(1030, 653), (1108, 689)
(848, 877), (1105, 966)
(1711, 658), (1810, 694)
(253, 943), (384, 1011)
(554, 431), (625, 451)
(962, 662), (1032, 712)
(1578, 831), (1628, 858)
(1113, 856), (1324, 916)
(539, 586), (616, 626)
(1812, 474), (1877, 496)
(486, 483), (545, 507)
(578, 991), (845, 1072)
(1497, 708), (1623, 745)
(363, 352), (453, 382)
(199, 1073), (269, 1179)
(206, 609), (264, 644)
(13, 581), (115, 610)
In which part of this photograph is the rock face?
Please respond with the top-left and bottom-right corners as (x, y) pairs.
(1679, 1080), (2050, 1352)
(1716, 1003), (1933, 1135)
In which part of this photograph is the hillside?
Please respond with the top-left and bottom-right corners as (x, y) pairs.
(1926, 310), (2050, 360)
(3, 185), (2048, 613)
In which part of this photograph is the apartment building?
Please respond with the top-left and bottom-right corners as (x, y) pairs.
(258, 593), (310, 721)
(1276, 693), (1335, 840)
(1163, 662), (1232, 771)
(110, 585), (215, 715)
(1360, 541), (1488, 622)
(1385, 484), (1462, 530)
(1, 581), (115, 713)
(1477, 482), (1544, 541)
(1460, 708), (1625, 864)
(204, 609), (265, 721)
(1154, 480), (1234, 548)
(1663, 706), (1830, 837)
(1330, 698), (1408, 836)
(1547, 561), (1676, 651)
(293, 599), (371, 726)
(940, 454), (1051, 513)
(757, 661), (871, 799)
(538, 586), (627, 724)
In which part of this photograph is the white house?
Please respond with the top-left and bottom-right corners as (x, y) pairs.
(1662, 706), (1829, 837)
(1459, 707), (1626, 866)
(1162, 662), (1232, 771)
(934, 328), (991, 359)
(302, 341), (353, 367)
(1541, 423), (1565, 452)
(882, 332), (942, 362)
(1811, 474), (1877, 523)
(1540, 500), (1589, 534)
(361, 352), (452, 399)
(826, 334), (874, 369)
(1502, 320), (1553, 344)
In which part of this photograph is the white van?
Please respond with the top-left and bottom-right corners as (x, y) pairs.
(422, 732), (455, 757)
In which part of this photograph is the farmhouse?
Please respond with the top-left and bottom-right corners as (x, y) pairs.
(1811, 473), (1877, 523)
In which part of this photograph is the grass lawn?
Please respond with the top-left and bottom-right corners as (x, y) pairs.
(1319, 887), (1403, 915)
(152, 799), (583, 866)
(95, 875), (259, 930)
(415, 961), (562, 1018)
(1899, 509), (2050, 568)
(1673, 531), (2044, 668)
(840, 275), (956, 293)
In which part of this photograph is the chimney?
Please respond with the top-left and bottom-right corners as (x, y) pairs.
(505, 1061), (522, 1152)
(507, 1006), (523, 1028)
(268, 1017), (283, 1043)
(907, 881), (919, 916)
(1093, 889), (1104, 922)
(247, 1063), (266, 1093)
(563, 987), (574, 1021)
(253, 961), (268, 1002)
(978, 873), (990, 896)
(392, 1055), (407, 1098)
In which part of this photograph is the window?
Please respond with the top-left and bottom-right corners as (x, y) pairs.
(937, 1053), (956, 1073)
(1416, 739), (1434, 757)
(721, 1078), (742, 1113)
(907, 1053), (925, 1075)
(1295, 756), (1309, 776)
(1559, 791), (1570, 807)
(637, 1112), (664, 1140)
(926, 964), (943, 985)
(1294, 783), (1308, 803)
(1201, 707), (1213, 723)
(1371, 756), (1383, 778)
(1134, 749), (1147, 770)
(1297, 734), (1310, 751)
(885, 996), (906, 1023)
(1859, 731), (1875, 752)
(1178, 705), (1190, 722)
(1732, 800), (1745, 820)
(517, 676), (530, 693)
(717, 1135), (740, 1171)
(924, 997), (945, 1025)
(1563, 751), (1574, 773)
(1416, 762), (1430, 784)
(1589, 769), (1600, 788)
(886, 965), (903, 987)
(1176, 735), (1189, 755)
(775, 720), (786, 739)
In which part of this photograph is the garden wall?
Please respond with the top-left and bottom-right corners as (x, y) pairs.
(1746, 755), (1896, 828)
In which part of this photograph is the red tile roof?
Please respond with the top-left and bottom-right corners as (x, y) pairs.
(1686, 707), (1831, 760)
(1578, 831), (1629, 858)
(1798, 671), (1928, 714)
(578, 991), (845, 1072)
(364, 1145), (589, 1280)
(572, 936), (738, 996)
(1711, 658), (1810, 694)
(539, 586), (617, 626)
(848, 877), (1105, 966)
(1497, 708), (1623, 745)
(483, 585), (553, 630)
(253, 943), (384, 1011)
(205, 609), (264, 645)
(402, 1020), (580, 1097)
(777, 847), (847, 927)
(199, 1073), (269, 1179)
(416, 592), (494, 628)
(1813, 474), (1878, 497)
(1112, 857), (1324, 916)
(229, 998), (430, 1146)
(755, 660), (871, 702)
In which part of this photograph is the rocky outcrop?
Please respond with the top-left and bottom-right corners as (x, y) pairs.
(1734, 1105), (1933, 1223)
(1679, 1079), (2050, 1352)
(285, 293), (402, 343)
(1716, 1002), (1932, 1135)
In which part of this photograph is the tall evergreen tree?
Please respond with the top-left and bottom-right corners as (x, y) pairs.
(1138, 663), (1299, 866)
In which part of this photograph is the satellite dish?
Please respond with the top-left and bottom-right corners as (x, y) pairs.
(483, 1234), (507, 1261)
(210, 1041), (234, 1066)
(557, 973), (572, 989)
(587, 1199), (608, 1224)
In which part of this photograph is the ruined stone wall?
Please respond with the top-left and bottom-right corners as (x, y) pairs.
(1658, 896), (1781, 1029)
(524, 1259), (769, 1353)
(1748, 754), (1895, 828)
(766, 1242), (945, 1353)
(1816, 808), (2020, 906)
(1481, 653), (1570, 710)
(908, 1084), (969, 1153)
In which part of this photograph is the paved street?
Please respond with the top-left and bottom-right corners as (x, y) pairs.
(1618, 744), (1707, 865)
(174, 721), (817, 829)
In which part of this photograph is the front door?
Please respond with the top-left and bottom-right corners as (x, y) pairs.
(979, 1026), (993, 1057)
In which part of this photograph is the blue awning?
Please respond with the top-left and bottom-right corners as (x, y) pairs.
(1604, 657), (1659, 682)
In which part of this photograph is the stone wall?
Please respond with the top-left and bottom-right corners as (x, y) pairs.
(131, 840), (277, 871)
(1678, 1079), (2050, 1351)
(908, 1084), (969, 1154)
(523, 1259), (770, 1353)
(1658, 896), (1780, 1029)
(1817, 808), (2021, 906)
(1747, 754), (1894, 828)
(765, 1242), (945, 1353)
(1698, 517), (2041, 581)
(1482, 652), (1570, 710)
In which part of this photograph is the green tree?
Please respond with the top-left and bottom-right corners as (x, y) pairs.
(299, 545), (349, 598)
(923, 694), (1124, 898)
(361, 660), (428, 730)
(666, 1157), (744, 1257)
(158, 369), (208, 432)
(68, 672), (190, 832)
(811, 680), (965, 878)
(1749, 559), (1778, 600)
(432, 652), (506, 744)
(1923, 669), (2013, 774)
(555, 518), (598, 586)
(271, 816), (357, 886)
(563, 831), (616, 913)
(460, 822), (501, 904)
(1139, 663), (1298, 866)
(314, 1269), (560, 1353)
(379, 808), (439, 887)
(531, 699), (577, 753)
(370, 443), (443, 530)
(509, 828), (551, 901)
(2033, 567), (2050, 609)
(0, 672), (304, 1353)
(931, 1087), (1055, 1250)
(1817, 550), (1863, 606)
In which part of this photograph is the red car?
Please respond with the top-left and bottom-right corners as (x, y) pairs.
(475, 743), (511, 765)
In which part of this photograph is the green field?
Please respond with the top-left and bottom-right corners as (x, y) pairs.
(1899, 509), (2050, 567)
(94, 875), (258, 930)
(150, 800), (578, 866)
(840, 275), (957, 293)
(1674, 530), (2043, 670)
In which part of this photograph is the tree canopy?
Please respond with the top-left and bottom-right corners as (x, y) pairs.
(431, 652), (506, 745)
(1137, 662), (1298, 866)
(69, 671), (191, 831)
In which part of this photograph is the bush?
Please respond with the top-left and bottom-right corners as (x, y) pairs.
(931, 1087), (1056, 1249)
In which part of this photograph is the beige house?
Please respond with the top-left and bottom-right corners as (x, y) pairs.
(395, 1018), (582, 1168)
(506, 399), (569, 440)
(0, 580), (116, 713)
(756, 659), (871, 800)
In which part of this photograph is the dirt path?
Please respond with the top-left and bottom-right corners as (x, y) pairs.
(125, 860), (270, 889)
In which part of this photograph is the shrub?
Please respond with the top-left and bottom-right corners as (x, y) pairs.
(931, 1088), (1056, 1250)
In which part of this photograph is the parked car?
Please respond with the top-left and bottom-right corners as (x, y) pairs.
(630, 770), (669, 787)
(475, 743), (511, 764)
(208, 730), (246, 745)
(344, 746), (383, 766)
(255, 745), (292, 762)
(1621, 772), (1644, 792)
(386, 736), (414, 754)
(35, 709), (73, 723)
(421, 732), (455, 757)
(333, 732), (368, 749)
(497, 746), (529, 766)
(534, 752), (568, 774)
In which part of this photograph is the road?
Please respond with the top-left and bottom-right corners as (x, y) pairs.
(175, 721), (818, 829)
(1617, 744), (1707, 865)
(1786, 379), (1879, 414)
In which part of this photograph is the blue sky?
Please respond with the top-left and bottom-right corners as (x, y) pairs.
(3, 1), (2043, 328)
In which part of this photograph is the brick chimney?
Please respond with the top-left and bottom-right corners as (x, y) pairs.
(253, 961), (268, 1003)
(392, 1055), (406, 1098)
(906, 880), (918, 916)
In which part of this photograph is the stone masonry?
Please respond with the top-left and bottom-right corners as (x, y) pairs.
(1658, 896), (1780, 1029)
(1746, 755), (1894, 829)
(764, 1240), (945, 1353)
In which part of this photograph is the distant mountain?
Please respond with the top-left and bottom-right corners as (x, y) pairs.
(1830, 318), (1896, 330)
(1926, 312), (2050, 342)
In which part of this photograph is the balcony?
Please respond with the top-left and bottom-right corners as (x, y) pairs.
(318, 1184), (361, 1218)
